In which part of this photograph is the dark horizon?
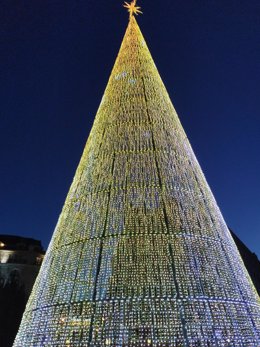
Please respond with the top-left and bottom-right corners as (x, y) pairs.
(1, 1), (260, 256)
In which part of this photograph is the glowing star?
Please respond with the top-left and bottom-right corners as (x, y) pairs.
(124, 0), (143, 18)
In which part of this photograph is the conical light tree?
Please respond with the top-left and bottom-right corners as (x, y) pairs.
(14, 2), (260, 346)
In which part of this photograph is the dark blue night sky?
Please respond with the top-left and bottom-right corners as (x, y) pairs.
(1, 1), (259, 255)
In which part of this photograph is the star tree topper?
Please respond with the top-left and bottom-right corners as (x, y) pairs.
(124, 0), (143, 18)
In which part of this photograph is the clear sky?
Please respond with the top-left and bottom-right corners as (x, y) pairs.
(1, 0), (259, 256)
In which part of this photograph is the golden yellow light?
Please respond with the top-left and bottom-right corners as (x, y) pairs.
(0, 242), (5, 248)
(124, 0), (142, 18)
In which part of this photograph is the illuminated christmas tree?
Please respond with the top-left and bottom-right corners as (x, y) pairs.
(14, 2), (260, 346)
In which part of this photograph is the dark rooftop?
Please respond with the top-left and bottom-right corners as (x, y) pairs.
(0, 235), (45, 253)
(230, 229), (260, 295)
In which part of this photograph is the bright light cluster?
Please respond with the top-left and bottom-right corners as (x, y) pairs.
(14, 16), (260, 346)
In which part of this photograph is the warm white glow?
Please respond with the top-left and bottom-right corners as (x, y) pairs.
(0, 250), (14, 263)
(105, 338), (112, 345)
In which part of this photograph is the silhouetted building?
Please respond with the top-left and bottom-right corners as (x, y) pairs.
(231, 230), (260, 296)
(0, 235), (45, 347)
